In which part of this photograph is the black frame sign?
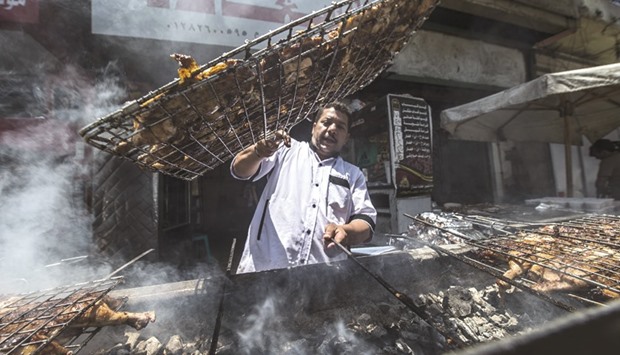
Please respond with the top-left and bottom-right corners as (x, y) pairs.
(387, 94), (433, 196)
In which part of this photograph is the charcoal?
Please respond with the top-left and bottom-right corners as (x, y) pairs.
(134, 336), (162, 355)
(443, 286), (473, 317)
(280, 338), (311, 354)
(394, 338), (415, 354)
(164, 335), (184, 355)
(124, 330), (141, 349)
(101, 343), (129, 355)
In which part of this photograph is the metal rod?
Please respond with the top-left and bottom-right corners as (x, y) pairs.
(105, 249), (155, 280)
(330, 238), (466, 348)
(454, 214), (620, 292)
(208, 238), (237, 355)
(405, 214), (579, 312)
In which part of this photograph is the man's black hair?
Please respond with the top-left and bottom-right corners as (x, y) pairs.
(313, 101), (352, 130)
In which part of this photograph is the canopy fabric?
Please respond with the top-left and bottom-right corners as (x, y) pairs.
(440, 63), (620, 145)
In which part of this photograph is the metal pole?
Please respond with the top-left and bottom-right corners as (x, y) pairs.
(563, 99), (574, 197)
(208, 238), (237, 355)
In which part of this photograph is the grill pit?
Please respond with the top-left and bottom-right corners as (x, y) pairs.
(9, 212), (616, 354)
(82, 246), (578, 354)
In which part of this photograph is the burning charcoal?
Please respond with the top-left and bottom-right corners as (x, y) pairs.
(452, 317), (480, 342)
(443, 286), (474, 317)
(377, 302), (393, 314)
(100, 343), (130, 355)
(212, 342), (235, 354)
(316, 334), (350, 354)
(367, 323), (389, 338)
(428, 303), (446, 319)
(124, 330), (141, 349)
(355, 313), (373, 327)
(164, 335), (184, 355)
(394, 338), (415, 354)
(399, 330), (427, 344)
(491, 313), (519, 330)
(134, 336), (162, 355)
(280, 338), (310, 354)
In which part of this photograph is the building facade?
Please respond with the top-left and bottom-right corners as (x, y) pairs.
(2, 0), (619, 264)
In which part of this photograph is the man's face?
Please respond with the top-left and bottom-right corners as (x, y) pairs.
(311, 107), (350, 160)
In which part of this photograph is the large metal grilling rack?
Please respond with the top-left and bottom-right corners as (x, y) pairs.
(0, 277), (123, 354)
(413, 213), (620, 307)
(79, 0), (439, 180)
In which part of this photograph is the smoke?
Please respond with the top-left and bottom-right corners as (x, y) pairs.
(234, 295), (375, 354)
(0, 62), (128, 294)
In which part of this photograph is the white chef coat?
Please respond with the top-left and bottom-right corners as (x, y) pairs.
(231, 139), (377, 273)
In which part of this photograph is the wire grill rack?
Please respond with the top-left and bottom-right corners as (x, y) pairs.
(79, 0), (439, 180)
(414, 214), (620, 305)
(0, 277), (123, 354)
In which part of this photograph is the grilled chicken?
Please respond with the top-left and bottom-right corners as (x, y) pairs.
(486, 232), (620, 299)
(105, 0), (438, 176)
(0, 295), (155, 355)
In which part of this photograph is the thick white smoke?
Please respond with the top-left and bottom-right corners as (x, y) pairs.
(0, 63), (127, 294)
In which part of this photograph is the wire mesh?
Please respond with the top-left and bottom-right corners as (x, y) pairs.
(0, 277), (123, 355)
(415, 214), (620, 303)
(79, 0), (439, 180)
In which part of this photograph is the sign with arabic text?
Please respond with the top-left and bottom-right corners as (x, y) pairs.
(387, 94), (433, 197)
(92, 0), (361, 47)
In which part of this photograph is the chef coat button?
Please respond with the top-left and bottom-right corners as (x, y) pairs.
(315, 183), (319, 187)
(319, 163), (323, 167)
(312, 204), (316, 208)
(306, 230), (311, 234)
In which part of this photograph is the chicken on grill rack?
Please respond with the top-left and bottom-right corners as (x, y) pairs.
(79, 0), (440, 181)
(0, 294), (155, 355)
(478, 225), (620, 300)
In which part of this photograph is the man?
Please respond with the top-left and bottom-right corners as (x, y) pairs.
(231, 101), (377, 273)
(590, 139), (620, 200)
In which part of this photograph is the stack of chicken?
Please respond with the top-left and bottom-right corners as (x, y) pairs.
(81, 0), (439, 180)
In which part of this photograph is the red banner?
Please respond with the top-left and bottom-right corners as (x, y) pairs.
(0, 0), (39, 24)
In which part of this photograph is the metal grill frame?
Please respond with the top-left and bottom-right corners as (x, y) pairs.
(0, 277), (123, 355)
(79, 0), (439, 180)
(412, 213), (620, 306)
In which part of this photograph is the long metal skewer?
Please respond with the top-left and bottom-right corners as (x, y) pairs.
(105, 248), (155, 279)
(329, 238), (466, 348)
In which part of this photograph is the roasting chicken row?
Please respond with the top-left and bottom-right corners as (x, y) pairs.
(479, 228), (620, 300)
(0, 294), (155, 355)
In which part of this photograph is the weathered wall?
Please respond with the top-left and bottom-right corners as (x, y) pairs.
(440, 0), (575, 33)
(388, 30), (527, 88)
(514, 0), (577, 17)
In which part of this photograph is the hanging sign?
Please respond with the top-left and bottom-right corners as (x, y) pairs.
(387, 94), (433, 197)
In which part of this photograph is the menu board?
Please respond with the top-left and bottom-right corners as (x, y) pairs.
(387, 94), (433, 196)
